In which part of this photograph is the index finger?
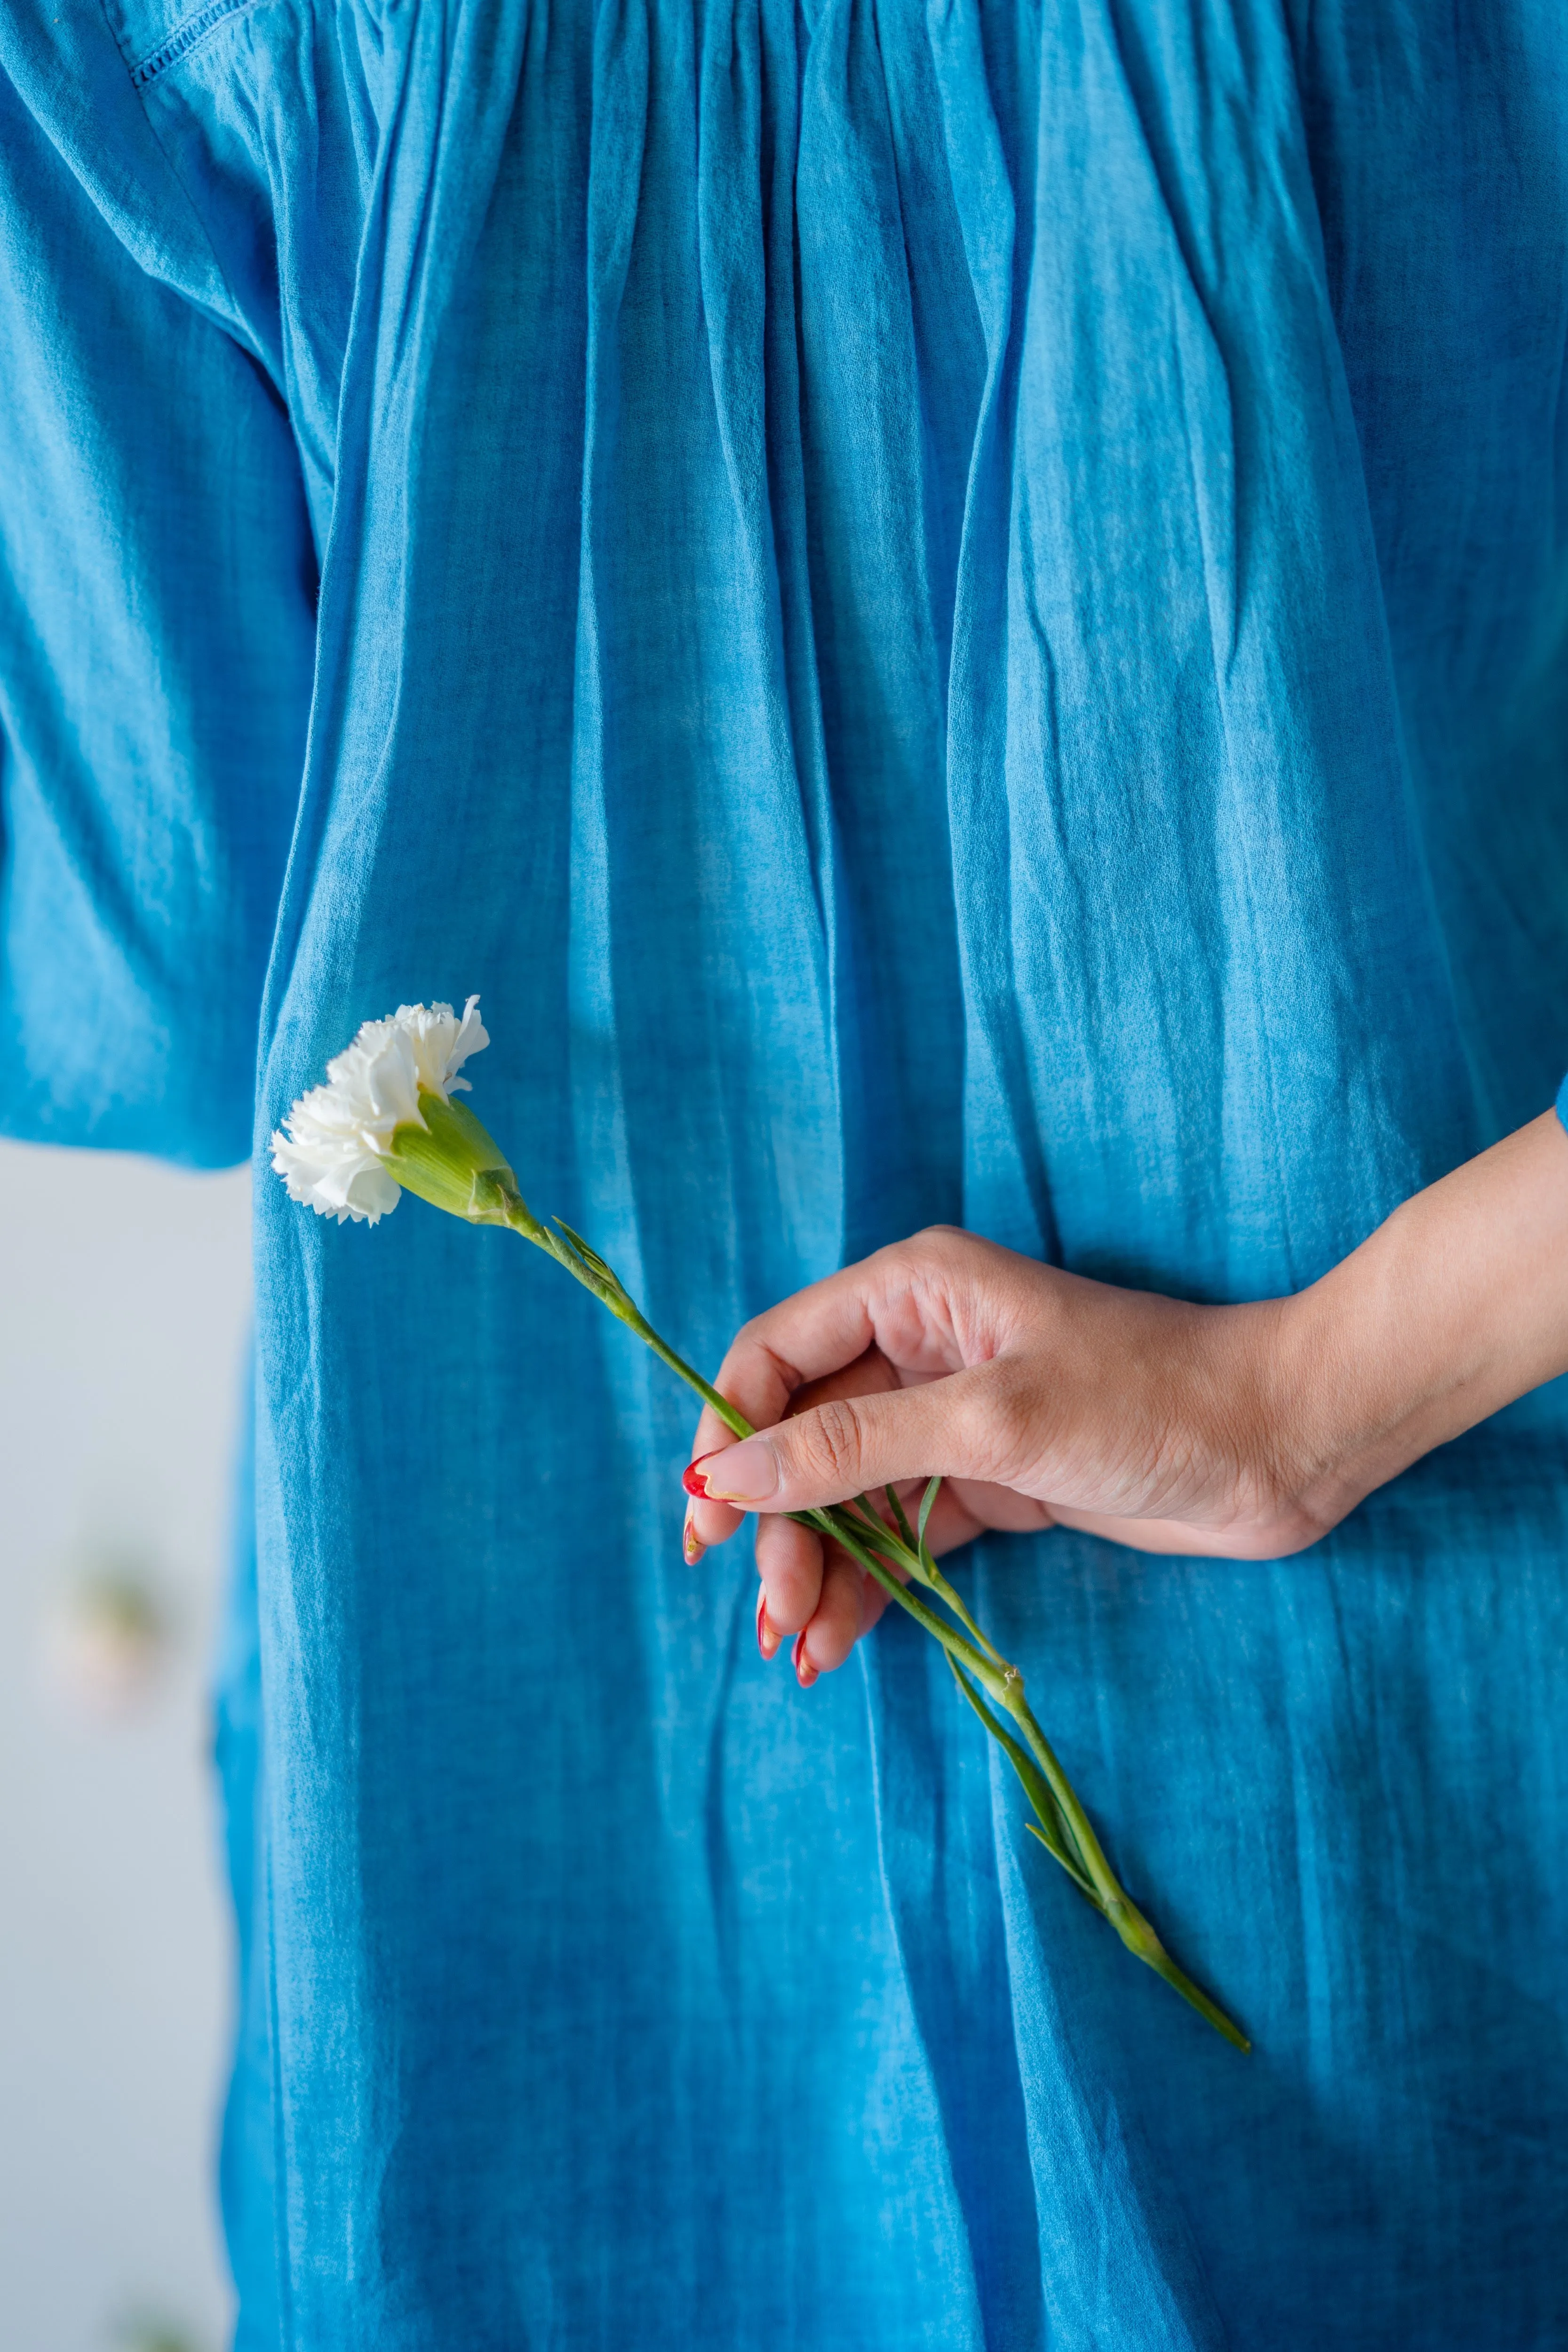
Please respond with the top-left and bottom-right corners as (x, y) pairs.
(714, 1225), (989, 1415)
(683, 1303), (865, 1548)
(685, 1247), (921, 1544)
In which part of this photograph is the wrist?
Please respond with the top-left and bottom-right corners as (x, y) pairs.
(1266, 1219), (1430, 1534)
(1265, 1110), (1568, 1531)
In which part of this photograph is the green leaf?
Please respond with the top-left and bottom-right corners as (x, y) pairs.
(885, 1484), (918, 1552)
(916, 1474), (941, 1549)
(1022, 1824), (1104, 1908)
(551, 1217), (622, 1288)
(826, 1498), (928, 1588)
(945, 1654), (1099, 1905)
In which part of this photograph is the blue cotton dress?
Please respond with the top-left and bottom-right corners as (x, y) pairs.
(3, 3), (1567, 2344)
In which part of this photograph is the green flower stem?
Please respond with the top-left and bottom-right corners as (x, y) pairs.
(492, 1191), (744, 1431)
(795, 1504), (998, 1681)
(498, 1187), (1248, 2052)
(825, 1507), (1249, 2049)
(945, 1657), (1104, 1903)
(926, 1568), (1003, 1663)
(847, 1501), (1003, 1666)
(989, 1677), (1249, 2050)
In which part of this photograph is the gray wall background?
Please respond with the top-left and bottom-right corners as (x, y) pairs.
(0, 1138), (251, 2351)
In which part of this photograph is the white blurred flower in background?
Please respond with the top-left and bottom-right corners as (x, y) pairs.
(38, 1555), (176, 1718)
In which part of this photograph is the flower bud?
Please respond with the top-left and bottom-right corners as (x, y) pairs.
(381, 1089), (524, 1226)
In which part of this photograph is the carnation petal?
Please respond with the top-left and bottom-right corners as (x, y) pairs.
(392, 995), (490, 1099)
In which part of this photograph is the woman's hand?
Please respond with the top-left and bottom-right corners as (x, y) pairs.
(683, 1110), (1568, 1683)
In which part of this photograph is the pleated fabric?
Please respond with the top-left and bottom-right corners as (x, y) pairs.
(3, 2), (1568, 2344)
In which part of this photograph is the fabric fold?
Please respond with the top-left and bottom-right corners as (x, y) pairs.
(4, 0), (1568, 2343)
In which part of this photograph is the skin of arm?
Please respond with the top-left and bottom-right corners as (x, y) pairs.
(682, 1109), (1568, 1683)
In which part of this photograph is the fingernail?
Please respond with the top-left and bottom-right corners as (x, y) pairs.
(682, 1452), (717, 1498)
(756, 1586), (782, 1661)
(792, 1630), (818, 1689)
(702, 1435), (780, 1506)
(683, 1511), (705, 1566)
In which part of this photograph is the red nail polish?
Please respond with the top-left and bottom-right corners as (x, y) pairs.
(682, 1456), (713, 1498)
(756, 1586), (781, 1661)
(683, 1515), (705, 1565)
(792, 1631), (818, 1689)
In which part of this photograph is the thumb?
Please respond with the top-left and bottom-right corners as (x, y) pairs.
(692, 1368), (1000, 1513)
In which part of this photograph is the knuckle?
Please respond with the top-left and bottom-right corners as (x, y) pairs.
(798, 1395), (866, 1489)
(955, 1363), (1038, 1484)
(894, 1225), (964, 1283)
(915, 1222), (987, 1272)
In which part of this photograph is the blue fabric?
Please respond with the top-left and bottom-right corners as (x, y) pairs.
(4, 3), (1568, 2344)
(211, 1366), (281, 2347)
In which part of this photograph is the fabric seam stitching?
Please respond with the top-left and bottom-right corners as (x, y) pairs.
(128, 0), (259, 87)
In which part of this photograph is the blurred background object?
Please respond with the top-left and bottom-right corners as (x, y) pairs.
(111, 2317), (208, 2352)
(0, 1138), (250, 2352)
(40, 1559), (176, 1720)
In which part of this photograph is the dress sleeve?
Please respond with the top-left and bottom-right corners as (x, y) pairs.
(0, 57), (315, 1166)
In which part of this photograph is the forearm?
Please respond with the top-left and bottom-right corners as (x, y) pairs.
(1283, 1110), (1568, 1523)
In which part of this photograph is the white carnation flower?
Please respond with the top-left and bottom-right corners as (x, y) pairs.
(270, 996), (490, 1224)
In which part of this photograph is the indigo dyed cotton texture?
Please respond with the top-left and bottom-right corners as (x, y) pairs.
(4, 2), (1568, 2344)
